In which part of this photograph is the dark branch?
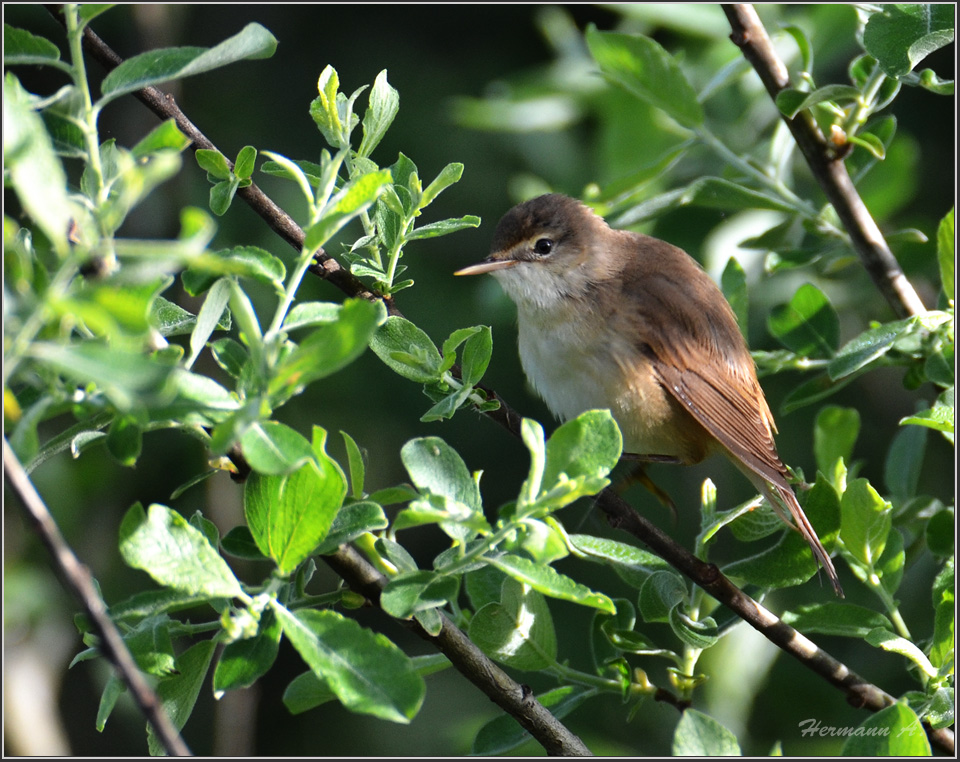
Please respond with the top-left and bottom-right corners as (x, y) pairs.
(721, 4), (926, 319)
(4, 440), (191, 757)
(324, 546), (593, 756)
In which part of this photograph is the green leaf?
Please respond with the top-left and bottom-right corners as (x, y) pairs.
(96, 675), (124, 732)
(840, 478), (892, 568)
(77, 5), (115, 24)
(195, 148), (232, 179)
(234, 145), (257, 180)
(210, 337), (248, 379)
(672, 709), (741, 756)
(405, 215), (482, 241)
(541, 410), (622, 495)
(487, 554), (616, 614)
(380, 570), (459, 618)
(419, 163), (465, 209)
(150, 297), (201, 338)
(314, 501), (389, 556)
(585, 25), (703, 128)
(400, 437), (484, 542)
(884, 424), (927, 501)
(930, 586), (955, 668)
(669, 607), (719, 649)
(341, 430), (365, 499)
(369, 316), (443, 382)
(282, 670), (337, 715)
(118, 503), (243, 599)
(4, 74), (73, 254)
(240, 420), (316, 475)
(827, 320), (907, 381)
(310, 66), (345, 148)
(937, 208), (955, 297)
(926, 508), (956, 558)
(220, 526), (268, 560)
(720, 257), (748, 339)
(209, 178), (238, 216)
(100, 23), (278, 105)
(460, 325), (493, 385)
(146, 639), (217, 756)
(244, 427), (346, 576)
(876, 528), (906, 597)
(183, 247), (285, 294)
(468, 577), (558, 670)
(768, 283), (839, 358)
(4, 24), (62, 66)
(866, 628), (938, 678)
(358, 70), (399, 159)
(272, 604), (424, 723)
(842, 702), (931, 755)
(913, 67), (955, 94)
(400, 437), (481, 511)
(681, 177), (796, 213)
(107, 588), (219, 622)
(213, 607), (281, 696)
(283, 654), (447, 716)
(900, 387), (954, 443)
(283, 301), (341, 331)
(847, 132), (888, 160)
(106, 414), (142, 467)
(638, 570), (686, 623)
(304, 170), (392, 250)
(129, 119), (190, 159)
(270, 299), (385, 399)
(392, 495), (491, 539)
(161, 368), (239, 420)
(123, 615), (177, 676)
(186, 276), (231, 368)
(519, 419), (547, 506)
(775, 84), (863, 118)
(376, 537), (419, 574)
(568, 533), (671, 589)
(813, 406), (860, 479)
(781, 24), (814, 74)
(863, 5), (955, 78)
(782, 602), (895, 638)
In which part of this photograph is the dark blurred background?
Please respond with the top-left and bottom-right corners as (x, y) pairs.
(4, 3), (954, 756)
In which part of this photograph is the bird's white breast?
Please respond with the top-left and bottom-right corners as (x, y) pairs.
(492, 264), (683, 457)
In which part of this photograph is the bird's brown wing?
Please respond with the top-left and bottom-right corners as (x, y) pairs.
(621, 240), (842, 594)
(620, 240), (784, 482)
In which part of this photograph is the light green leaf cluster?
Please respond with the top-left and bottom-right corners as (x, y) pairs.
(369, 316), (499, 421)
(271, 65), (480, 296)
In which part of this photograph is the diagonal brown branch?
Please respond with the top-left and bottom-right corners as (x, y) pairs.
(65, 11), (953, 757)
(721, 4), (926, 319)
(323, 546), (593, 756)
(4, 440), (192, 757)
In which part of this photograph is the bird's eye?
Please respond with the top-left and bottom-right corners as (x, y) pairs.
(533, 238), (554, 255)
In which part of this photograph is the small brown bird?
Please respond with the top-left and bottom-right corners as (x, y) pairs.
(456, 194), (842, 596)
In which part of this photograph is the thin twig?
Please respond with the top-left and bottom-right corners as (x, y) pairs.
(323, 546), (593, 757)
(3, 440), (191, 757)
(721, 4), (926, 319)
(60, 12), (953, 757)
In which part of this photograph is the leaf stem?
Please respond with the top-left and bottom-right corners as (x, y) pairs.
(64, 5), (107, 210)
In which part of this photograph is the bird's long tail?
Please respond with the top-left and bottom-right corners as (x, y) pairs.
(762, 480), (843, 597)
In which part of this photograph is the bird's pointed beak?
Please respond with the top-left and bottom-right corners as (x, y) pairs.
(454, 257), (520, 276)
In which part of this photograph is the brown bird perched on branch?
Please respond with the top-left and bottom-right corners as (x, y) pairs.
(457, 194), (842, 596)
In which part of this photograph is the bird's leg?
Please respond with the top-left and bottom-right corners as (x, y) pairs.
(615, 454), (679, 524)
